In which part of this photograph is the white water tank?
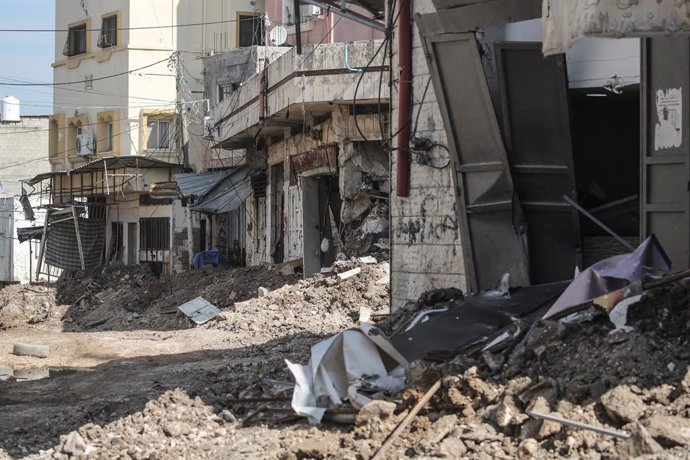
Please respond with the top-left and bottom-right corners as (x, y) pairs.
(1, 96), (20, 123)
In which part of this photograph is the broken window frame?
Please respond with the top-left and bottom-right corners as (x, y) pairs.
(237, 13), (266, 47)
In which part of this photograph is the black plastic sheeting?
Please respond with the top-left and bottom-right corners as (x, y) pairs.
(16, 227), (43, 243)
(391, 281), (569, 362)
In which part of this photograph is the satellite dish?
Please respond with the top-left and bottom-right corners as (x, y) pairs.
(270, 26), (288, 46)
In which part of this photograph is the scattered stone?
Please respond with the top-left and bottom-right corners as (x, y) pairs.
(258, 287), (269, 297)
(61, 431), (87, 455)
(644, 415), (690, 446)
(617, 423), (662, 458)
(600, 386), (645, 424)
(437, 436), (467, 457)
(219, 409), (237, 423)
(12, 342), (49, 358)
(519, 438), (539, 457)
(355, 400), (396, 425)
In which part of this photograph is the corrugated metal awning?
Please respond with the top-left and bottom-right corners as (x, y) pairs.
(174, 171), (226, 199)
(191, 167), (252, 215)
(24, 156), (187, 186)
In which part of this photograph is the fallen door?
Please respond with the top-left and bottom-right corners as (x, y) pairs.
(417, 32), (529, 292)
(495, 42), (581, 283)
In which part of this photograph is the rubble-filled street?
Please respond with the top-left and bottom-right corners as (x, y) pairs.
(1, 253), (690, 459)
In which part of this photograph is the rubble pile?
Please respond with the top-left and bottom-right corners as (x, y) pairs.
(0, 284), (64, 330)
(57, 263), (302, 331)
(367, 281), (690, 459)
(208, 260), (390, 344)
(38, 389), (234, 460)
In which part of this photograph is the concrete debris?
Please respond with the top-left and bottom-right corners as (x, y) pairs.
(600, 385), (645, 424)
(644, 415), (690, 446)
(337, 267), (361, 280)
(12, 342), (49, 358)
(617, 423), (663, 458)
(3, 242), (690, 459)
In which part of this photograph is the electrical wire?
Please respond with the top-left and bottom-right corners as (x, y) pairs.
(0, 17), (270, 33)
(0, 56), (173, 86)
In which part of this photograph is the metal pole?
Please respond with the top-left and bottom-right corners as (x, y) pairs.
(529, 411), (630, 439)
(294, 0), (302, 54)
(71, 205), (86, 270)
(562, 195), (635, 251)
(35, 210), (50, 281)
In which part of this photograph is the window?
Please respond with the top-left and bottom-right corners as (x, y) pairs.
(98, 15), (117, 48)
(63, 24), (87, 57)
(104, 122), (113, 151)
(238, 14), (265, 47)
(97, 111), (119, 154)
(146, 120), (171, 150)
(218, 83), (238, 103)
(139, 218), (170, 251)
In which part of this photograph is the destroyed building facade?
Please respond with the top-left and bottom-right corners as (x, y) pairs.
(389, 0), (689, 309)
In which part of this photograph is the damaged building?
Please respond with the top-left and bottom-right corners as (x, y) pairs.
(389, 0), (690, 309)
(207, 40), (390, 275)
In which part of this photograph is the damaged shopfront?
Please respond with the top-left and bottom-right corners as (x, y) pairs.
(24, 156), (190, 278)
(399, 0), (690, 298)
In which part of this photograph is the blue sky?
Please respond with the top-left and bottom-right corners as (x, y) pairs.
(0, 1), (55, 115)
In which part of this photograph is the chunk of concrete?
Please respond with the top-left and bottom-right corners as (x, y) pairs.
(644, 415), (690, 446)
(12, 342), (49, 358)
(62, 431), (87, 455)
(600, 385), (645, 424)
(617, 423), (662, 458)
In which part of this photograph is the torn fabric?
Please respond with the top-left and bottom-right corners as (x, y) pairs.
(542, 0), (690, 55)
(286, 323), (407, 424)
(44, 218), (105, 271)
(543, 235), (670, 319)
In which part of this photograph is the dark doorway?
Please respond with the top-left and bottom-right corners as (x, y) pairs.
(127, 222), (137, 267)
(199, 218), (207, 252)
(108, 222), (124, 262)
(271, 164), (285, 264)
(302, 174), (341, 277)
(570, 85), (641, 266)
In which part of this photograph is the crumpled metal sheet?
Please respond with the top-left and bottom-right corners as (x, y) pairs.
(286, 323), (408, 424)
(543, 234), (671, 319)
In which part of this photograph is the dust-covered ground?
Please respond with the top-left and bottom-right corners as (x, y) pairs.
(2, 261), (690, 459)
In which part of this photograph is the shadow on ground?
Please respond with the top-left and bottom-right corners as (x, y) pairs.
(0, 330), (324, 458)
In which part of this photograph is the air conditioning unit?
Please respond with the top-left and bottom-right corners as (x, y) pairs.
(76, 133), (95, 156)
(300, 4), (321, 18)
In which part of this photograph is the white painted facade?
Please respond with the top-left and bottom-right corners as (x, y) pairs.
(0, 196), (48, 284)
(0, 117), (50, 197)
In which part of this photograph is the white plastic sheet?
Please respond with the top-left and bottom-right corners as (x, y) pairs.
(286, 324), (408, 423)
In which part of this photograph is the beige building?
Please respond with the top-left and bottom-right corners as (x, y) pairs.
(31, 0), (267, 277)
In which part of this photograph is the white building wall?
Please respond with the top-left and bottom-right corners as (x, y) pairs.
(0, 197), (48, 284)
(390, 0), (466, 310)
(0, 117), (50, 197)
(504, 18), (640, 89)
